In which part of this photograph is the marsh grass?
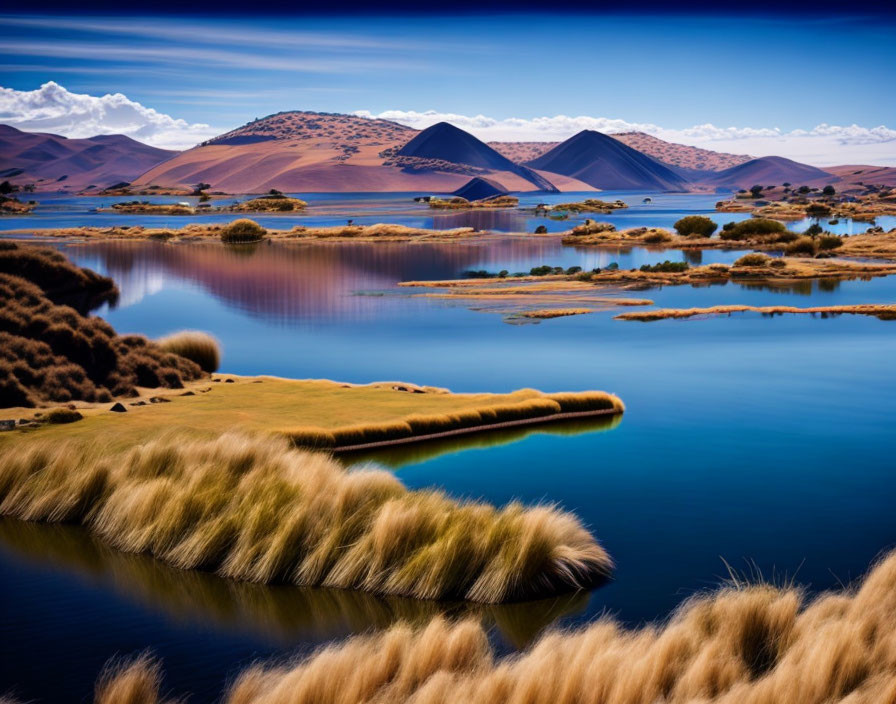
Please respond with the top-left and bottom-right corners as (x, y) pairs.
(221, 219), (267, 243)
(285, 392), (623, 449)
(157, 331), (221, 373)
(96, 547), (896, 703)
(0, 432), (611, 603)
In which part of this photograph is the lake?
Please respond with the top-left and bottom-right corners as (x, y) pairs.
(1, 193), (894, 703)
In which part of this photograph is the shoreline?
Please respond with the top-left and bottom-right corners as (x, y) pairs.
(332, 406), (621, 452)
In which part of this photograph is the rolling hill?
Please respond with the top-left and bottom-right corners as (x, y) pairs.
(134, 112), (560, 194)
(704, 155), (837, 189)
(0, 124), (177, 192)
(524, 130), (689, 191)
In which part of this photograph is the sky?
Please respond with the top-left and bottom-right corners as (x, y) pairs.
(1, 11), (895, 164)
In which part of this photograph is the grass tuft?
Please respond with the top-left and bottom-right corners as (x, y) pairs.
(221, 219), (267, 244)
(0, 432), (611, 603)
(157, 331), (221, 373)
(95, 547), (896, 704)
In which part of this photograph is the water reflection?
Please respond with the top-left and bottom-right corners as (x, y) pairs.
(344, 414), (623, 469)
(0, 519), (592, 651)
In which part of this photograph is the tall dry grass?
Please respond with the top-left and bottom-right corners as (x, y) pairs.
(0, 432), (610, 603)
(286, 392), (623, 449)
(97, 548), (896, 703)
(157, 331), (221, 373)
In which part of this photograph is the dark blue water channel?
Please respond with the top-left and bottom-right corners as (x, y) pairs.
(1, 195), (895, 703)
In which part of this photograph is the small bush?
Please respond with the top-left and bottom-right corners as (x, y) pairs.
(785, 237), (818, 256)
(818, 234), (843, 250)
(644, 230), (673, 244)
(534, 225), (547, 234)
(770, 258), (787, 268)
(639, 261), (689, 273)
(221, 219), (267, 243)
(674, 216), (718, 238)
(719, 219), (786, 241)
(733, 253), (771, 267)
(45, 407), (83, 424)
(157, 331), (221, 373)
(806, 203), (832, 217)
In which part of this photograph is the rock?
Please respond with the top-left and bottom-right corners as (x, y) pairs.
(224, 378), (235, 383)
(180, 391), (195, 396)
(130, 401), (147, 406)
(0, 420), (15, 431)
(110, 402), (127, 413)
(149, 396), (171, 403)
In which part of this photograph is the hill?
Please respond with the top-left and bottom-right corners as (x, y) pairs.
(524, 130), (689, 190)
(0, 124), (177, 192)
(704, 155), (837, 189)
(490, 133), (751, 174)
(452, 177), (508, 201)
(134, 113), (558, 194)
(822, 165), (896, 188)
(395, 122), (556, 191)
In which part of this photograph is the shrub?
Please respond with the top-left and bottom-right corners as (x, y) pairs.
(674, 216), (718, 238)
(749, 185), (763, 197)
(822, 185), (836, 196)
(221, 219), (267, 243)
(818, 234), (843, 250)
(639, 261), (688, 273)
(770, 258), (787, 268)
(785, 237), (818, 255)
(806, 203), (832, 217)
(534, 225), (547, 234)
(719, 219), (786, 241)
(643, 230), (673, 244)
(733, 253), (771, 267)
(157, 331), (221, 373)
(45, 407), (83, 424)
(804, 223), (823, 237)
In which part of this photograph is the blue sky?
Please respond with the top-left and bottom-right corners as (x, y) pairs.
(1, 12), (895, 163)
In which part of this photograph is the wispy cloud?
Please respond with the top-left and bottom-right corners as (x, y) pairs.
(356, 110), (896, 165)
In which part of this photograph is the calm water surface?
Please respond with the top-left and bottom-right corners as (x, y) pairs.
(1, 194), (895, 703)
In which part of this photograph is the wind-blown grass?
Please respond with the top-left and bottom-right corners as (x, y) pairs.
(156, 331), (221, 373)
(95, 548), (896, 703)
(0, 432), (611, 603)
(284, 391), (623, 449)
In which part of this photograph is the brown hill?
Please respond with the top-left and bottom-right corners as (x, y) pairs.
(0, 124), (177, 193)
(823, 165), (896, 188)
(135, 112), (560, 194)
(704, 156), (837, 189)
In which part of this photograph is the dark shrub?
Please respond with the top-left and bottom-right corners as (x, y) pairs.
(785, 237), (818, 256)
(674, 216), (718, 238)
(822, 185), (836, 196)
(46, 407), (83, 424)
(719, 219), (786, 241)
(534, 225), (548, 234)
(640, 261), (689, 273)
(806, 204), (832, 217)
(818, 235), (843, 250)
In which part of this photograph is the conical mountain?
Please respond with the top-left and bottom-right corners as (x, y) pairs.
(526, 130), (688, 190)
(397, 122), (557, 191)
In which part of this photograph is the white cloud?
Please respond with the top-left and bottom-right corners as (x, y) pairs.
(355, 110), (896, 166)
(0, 81), (220, 149)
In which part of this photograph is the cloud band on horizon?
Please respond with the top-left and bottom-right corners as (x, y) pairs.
(1, 82), (894, 165)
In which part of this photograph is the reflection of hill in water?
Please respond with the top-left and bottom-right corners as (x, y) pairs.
(0, 519), (593, 651)
(64, 239), (568, 322)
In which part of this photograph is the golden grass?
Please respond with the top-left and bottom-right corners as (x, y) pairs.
(0, 431), (612, 602)
(616, 303), (896, 321)
(96, 547), (896, 703)
(0, 377), (623, 453)
(551, 199), (628, 213)
(231, 196), (307, 212)
(519, 309), (594, 319)
(156, 331), (221, 373)
(428, 196), (519, 209)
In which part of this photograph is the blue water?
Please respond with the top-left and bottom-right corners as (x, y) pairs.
(3, 191), (893, 236)
(1, 195), (895, 703)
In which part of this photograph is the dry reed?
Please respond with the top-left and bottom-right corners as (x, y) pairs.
(0, 432), (610, 603)
(95, 548), (896, 704)
(157, 331), (221, 373)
